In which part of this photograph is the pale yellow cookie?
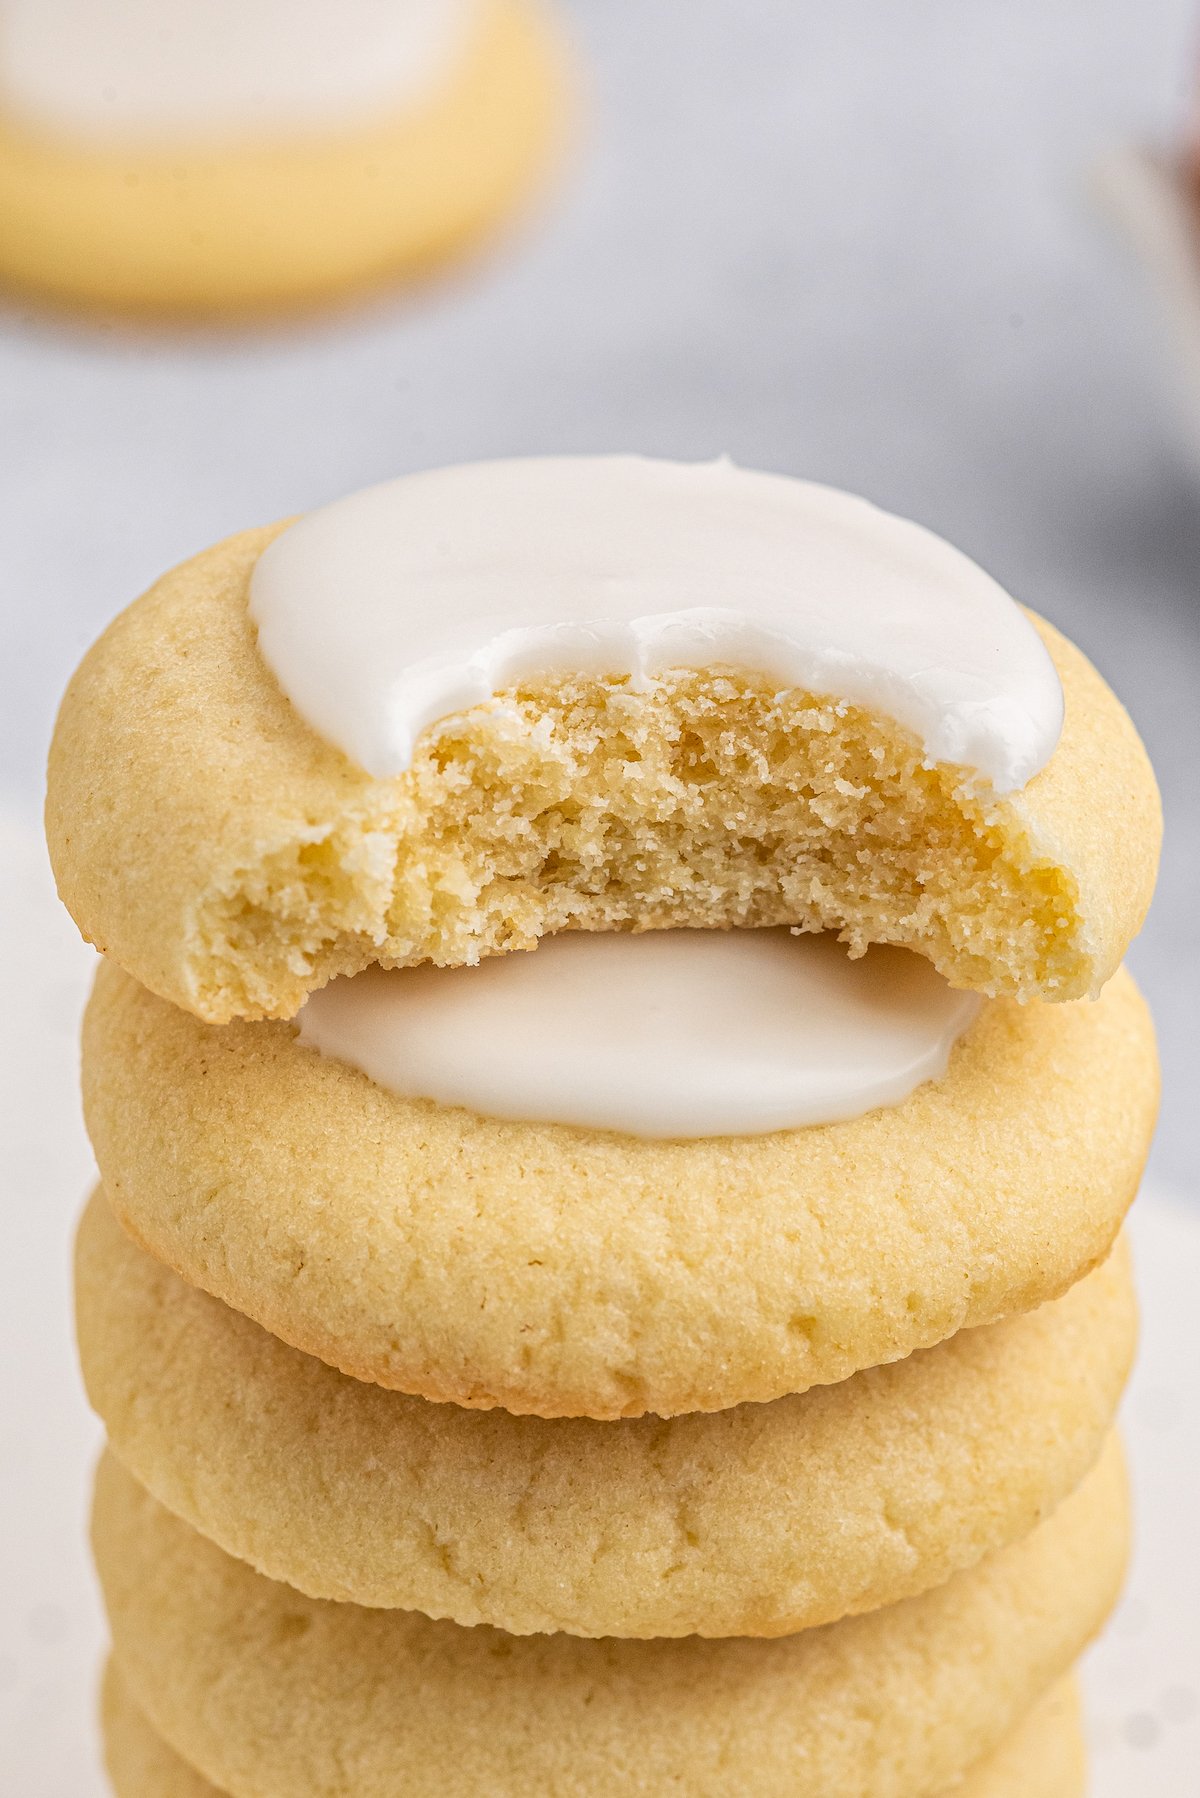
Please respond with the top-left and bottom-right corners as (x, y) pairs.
(46, 519), (1159, 1023)
(83, 957), (1157, 1418)
(93, 1441), (1125, 1798)
(103, 1665), (217, 1798)
(77, 1191), (1135, 1638)
(99, 1661), (1087, 1798)
(0, 0), (568, 318)
(960, 1678), (1087, 1798)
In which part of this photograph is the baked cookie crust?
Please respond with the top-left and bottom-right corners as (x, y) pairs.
(47, 522), (1159, 1023)
(83, 959), (1157, 1417)
(78, 1193), (1135, 1638)
(93, 1443), (1124, 1798)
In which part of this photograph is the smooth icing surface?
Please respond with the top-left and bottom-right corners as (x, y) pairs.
(0, 0), (478, 142)
(296, 929), (981, 1138)
(250, 456), (1064, 791)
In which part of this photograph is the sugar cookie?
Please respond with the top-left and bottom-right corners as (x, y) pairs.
(959, 1679), (1087, 1798)
(45, 462), (1160, 1024)
(83, 957), (1156, 1417)
(93, 1442), (1125, 1798)
(99, 1661), (1086, 1798)
(78, 1193), (1135, 1638)
(0, 0), (567, 316)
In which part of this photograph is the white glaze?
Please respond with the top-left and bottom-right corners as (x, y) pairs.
(250, 456), (1064, 792)
(296, 929), (981, 1139)
(0, 0), (478, 143)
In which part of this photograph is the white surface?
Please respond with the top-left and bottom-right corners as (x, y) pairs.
(251, 456), (1063, 788)
(0, 820), (104, 1796)
(0, 816), (1196, 1793)
(1085, 1197), (1200, 1794)
(0, 0), (478, 142)
(298, 931), (980, 1138)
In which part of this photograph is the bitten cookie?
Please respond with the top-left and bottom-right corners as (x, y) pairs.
(99, 1662), (1086, 1798)
(46, 461), (1160, 1024)
(0, 0), (568, 317)
(78, 1192), (1135, 1637)
(93, 1442), (1125, 1798)
(83, 957), (1157, 1417)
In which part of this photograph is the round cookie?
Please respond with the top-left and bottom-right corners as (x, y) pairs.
(77, 1191), (1136, 1637)
(99, 1662), (1086, 1798)
(0, 0), (567, 317)
(45, 504), (1159, 1026)
(93, 1442), (1125, 1798)
(103, 1666), (219, 1798)
(961, 1680), (1087, 1798)
(83, 957), (1157, 1418)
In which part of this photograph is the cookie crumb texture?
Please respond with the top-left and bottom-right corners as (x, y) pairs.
(46, 525), (1160, 1023)
(94, 1444), (1123, 1798)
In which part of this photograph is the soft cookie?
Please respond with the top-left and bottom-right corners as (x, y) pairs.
(93, 1443), (1125, 1798)
(83, 955), (1157, 1417)
(78, 1192), (1135, 1637)
(46, 459), (1160, 1023)
(0, 0), (568, 316)
(99, 1663), (1086, 1798)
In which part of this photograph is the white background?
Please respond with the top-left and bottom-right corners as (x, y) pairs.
(1, 2), (1198, 1789)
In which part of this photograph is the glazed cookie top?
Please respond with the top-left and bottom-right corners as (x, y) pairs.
(46, 458), (1160, 1022)
(98, 1665), (1088, 1798)
(297, 929), (981, 1137)
(0, 0), (480, 143)
(249, 457), (1064, 789)
(84, 959), (1157, 1418)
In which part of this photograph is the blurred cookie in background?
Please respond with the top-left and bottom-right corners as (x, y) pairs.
(0, 0), (572, 319)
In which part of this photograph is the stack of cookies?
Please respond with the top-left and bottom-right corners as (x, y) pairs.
(47, 457), (1160, 1796)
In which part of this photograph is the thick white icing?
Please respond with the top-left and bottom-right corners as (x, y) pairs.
(0, 0), (478, 143)
(250, 456), (1064, 792)
(296, 929), (981, 1139)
